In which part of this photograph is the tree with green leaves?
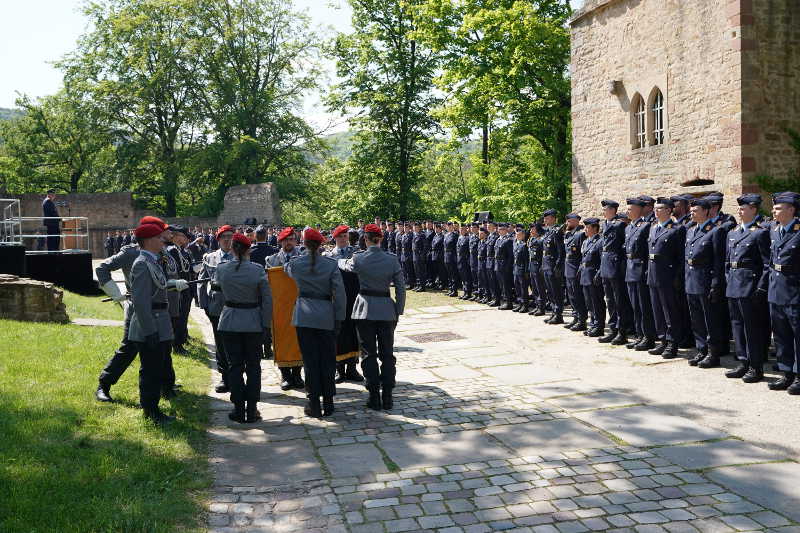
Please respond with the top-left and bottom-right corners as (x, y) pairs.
(327, 0), (443, 220)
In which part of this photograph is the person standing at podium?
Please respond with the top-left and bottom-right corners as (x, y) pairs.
(41, 189), (61, 251)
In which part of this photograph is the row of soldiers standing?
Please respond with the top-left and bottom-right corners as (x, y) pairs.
(378, 190), (800, 393)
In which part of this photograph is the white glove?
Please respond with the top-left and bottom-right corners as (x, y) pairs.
(192, 263), (203, 274)
(101, 280), (126, 302)
(167, 279), (190, 292)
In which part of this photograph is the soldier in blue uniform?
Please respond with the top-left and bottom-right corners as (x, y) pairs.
(249, 225), (278, 267)
(485, 222), (500, 306)
(386, 221), (397, 254)
(684, 198), (728, 368)
(624, 197), (656, 351)
(412, 221), (429, 291)
(724, 194), (770, 383)
(400, 222), (416, 289)
(766, 191), (800, 393)
(468, 223), (481, 301)
(424, 221), (436, 286)
(563, 213), (587, 331)
(457, 224), (473, 299)
(579, 218), (605, 337)
(494, 223), (515, 310)
(670, 193), (695, 347)
(104, 232), (115, 257)
(42, 189), (61, 251)
(646, 198), (686, 359)
(598, 199), (632, 344)
(430, 224), (445, 290)
(511, 225), (530, 312)
(477, 227), (490, 303)
(443, 222), (460, 296)
(541, 209), (565, 324)
(527, 223), (547, 316)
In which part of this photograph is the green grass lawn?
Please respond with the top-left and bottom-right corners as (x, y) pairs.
(63, 289), (124, 320)
(404, 286), (466, 309)
(0, 291), (211, 533)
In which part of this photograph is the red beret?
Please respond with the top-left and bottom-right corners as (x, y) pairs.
(134, 223), (165, 239)
(364, 223), (382, 236)
(277, 227), (294, 242)
(303, 227), (325, 244)
(332, 225), (350, 238)
(232, 233), (251, 249)
(215, 225), (235, 239)
(139, 216), (167, 230)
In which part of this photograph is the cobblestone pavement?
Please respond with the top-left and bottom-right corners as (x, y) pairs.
(193, 304), (800, 533)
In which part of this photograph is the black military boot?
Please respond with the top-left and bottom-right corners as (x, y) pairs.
(598, 329), (617, 343)
(322, 396), (335, 417)
(489, 299), (501, 308)
(769, 372), (796, 391)
(345, 362), (364, 382)
(635, 337), (656, 351)
(725, 363), (749, 379)
(661, 342), (678, 359)
(564, 317), (578, 329)
(144, 408), (175, 425)
(742, 366), (764, 383)
(532, 307), (546, 316)
(335, 362), (347, 384)
(305, 396), (322, 418)
(787, 377), (800, 395)
(246, 402), (262, 423)
(499, 301), (513, 311)
(291, 367), (305, 390)
(279, 367), (292, 390)
(228, 403), (246, 423)
(698, 354), (720, 368)
(549, 314), (564, 325)
(648, 340), (668, 355)
(381, 387), (393, 410)
(95, 382), (113, 402)
(215, 382), (230, 393)
(571, 321), (587, 332)
(625, 335), (640, 349)
(367, 387), (383, 411)
(611, 331), (628, 345)
(688, 348), (707, 367)
(587, 327), (604, 338)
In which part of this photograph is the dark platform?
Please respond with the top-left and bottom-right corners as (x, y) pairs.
(25, 251), (101, 295)
(0, 245), (27, 276)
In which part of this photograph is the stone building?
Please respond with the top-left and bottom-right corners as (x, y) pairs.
(569, 0), (800, 215)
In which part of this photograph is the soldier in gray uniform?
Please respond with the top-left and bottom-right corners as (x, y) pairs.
(325, 225), (364, 383)
(199, 225), (236, 393)
(285, 228), (346, 418)
(216, 233), (273, 423)
(266, 227), (305, 390)
(166, 226), (194, 355)
(128, 221), (185, 423)
(338, 223), (406, 410)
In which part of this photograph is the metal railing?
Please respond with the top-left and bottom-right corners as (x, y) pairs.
(1, 199), (21, 244)
(0, 200), (90, 253)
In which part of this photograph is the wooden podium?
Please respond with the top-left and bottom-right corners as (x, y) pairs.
(62, 219), (79, 250)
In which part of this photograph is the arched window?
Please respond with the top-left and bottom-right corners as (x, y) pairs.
(651, 89), (664, 145)
(632, 94), (646, 149)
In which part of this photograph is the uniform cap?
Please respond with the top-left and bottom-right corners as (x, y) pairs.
(515, 224), (525, 231)
(565, 212), (581, 220)
(601, 199), (619, 208)
(216, 225), (235, 239)
(139, 216), (167, 230)
(134, 223), (165, 239)
(690, 198), (712, 209)
(364, 223), (382, 236)
(168, 224), (191, 238)
(773, 191), (800, 208)
(703, 192), (724, 205)
(277, 227), (295, 241)
(332, 225), (350, 238)
(670, 194), (692, 204)
(656, 196), (675, 208)
(232, 233), (251, 249)
(583, 217), (601, 225)
(498, 222), (508, 228)
(736, 193), (762, 206)
(638, 195), (655, 205)
(615, 212), (629, 220)
(626, 197), (646, 206)
(542, 208), (557, 217)
(303, 227), (325, 244)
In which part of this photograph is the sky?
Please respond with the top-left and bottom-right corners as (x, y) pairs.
(0, 0), (581, 130)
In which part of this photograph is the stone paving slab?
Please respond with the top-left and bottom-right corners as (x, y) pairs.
(430, 365), (483, 380)
(208, 421), (307, 444)
(379, 429), (512, 469)
(418, 305), (462, 313)
(526, 380), (609, 399)
(652, 439), (788, 470)
(546, 391), (642, 412)
(211, 439), (324, 487)
(487, 418), (616, 455)
(483, 364), (573, 385)
(573, 406), (728, 446)
(396, 368), (442, 384)
(318, 443), (389, 477)
(707, 462), (800, 521)
(461, 355), (530, 368)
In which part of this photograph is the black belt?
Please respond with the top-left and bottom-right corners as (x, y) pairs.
(728, 261), (755, 269)
(152, 303), (167, 310)
(210, 283), (221, 291)
(686, 258), (709, 267)
(225, 302), (258, 309)
(299, 292), (331, 301)
(773, 264), (796, 273)
(360, 290), (390, 298)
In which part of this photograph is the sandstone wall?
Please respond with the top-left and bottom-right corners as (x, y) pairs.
(0, 274), (69, 323)
(741, 0), (800, 192)
(570, 0), (746, 216)
(217, 183), (281, 226)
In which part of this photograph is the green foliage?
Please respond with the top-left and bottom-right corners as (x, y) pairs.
(0, 107), (24, 123)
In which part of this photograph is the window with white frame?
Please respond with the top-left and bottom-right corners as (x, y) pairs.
(633, 96), (646, 149)
(651, 89), (664, 145)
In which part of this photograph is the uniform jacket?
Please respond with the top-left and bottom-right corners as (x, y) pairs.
(412, 231), (429, 262)
(199, 248), (235, 315)
(485, 232), (498, 269)
(513, 239), (529, 276)
(386, 231), (396, 255)
(625, 217), (652, 283)
(380, 234), (389, 251)
(469, 233), (480, 270)
(115, 236), (124, 252)
(767, 217), (800, 305)
(600, 219), (627, 279)
(579, 234), (603, 286)
(494, 234), (513, 273)
(339, 245), (406, 320)
(216, 259), (273, 332)
(457, 234), (471, 269)
(128, 250), (173, 342)
(563, 227), (586, 279)
(425, 229), (435, 258)
(478, 238), (489, 269)
(123, 234), (132, 246)
(443, 231), (458, 264)
(41, 197), (60, 228)
(400, 232), (413, 263)
(249, 241), (278, 266)
(430, 232), (444, 261)
(324, 245), (356, 260)
(167, 244), (192, 281)
(675, 213), (692, 226)
(646, 220), (685, 288)
(528, 236), (543, 272)
(265, 247), (302, 268)
(96, 244), (140, 291)
(542, 226), (564, 274)
(725, 217), (770, 299)
(284, 254), (346, 330)
(684, 220), (726, 295)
